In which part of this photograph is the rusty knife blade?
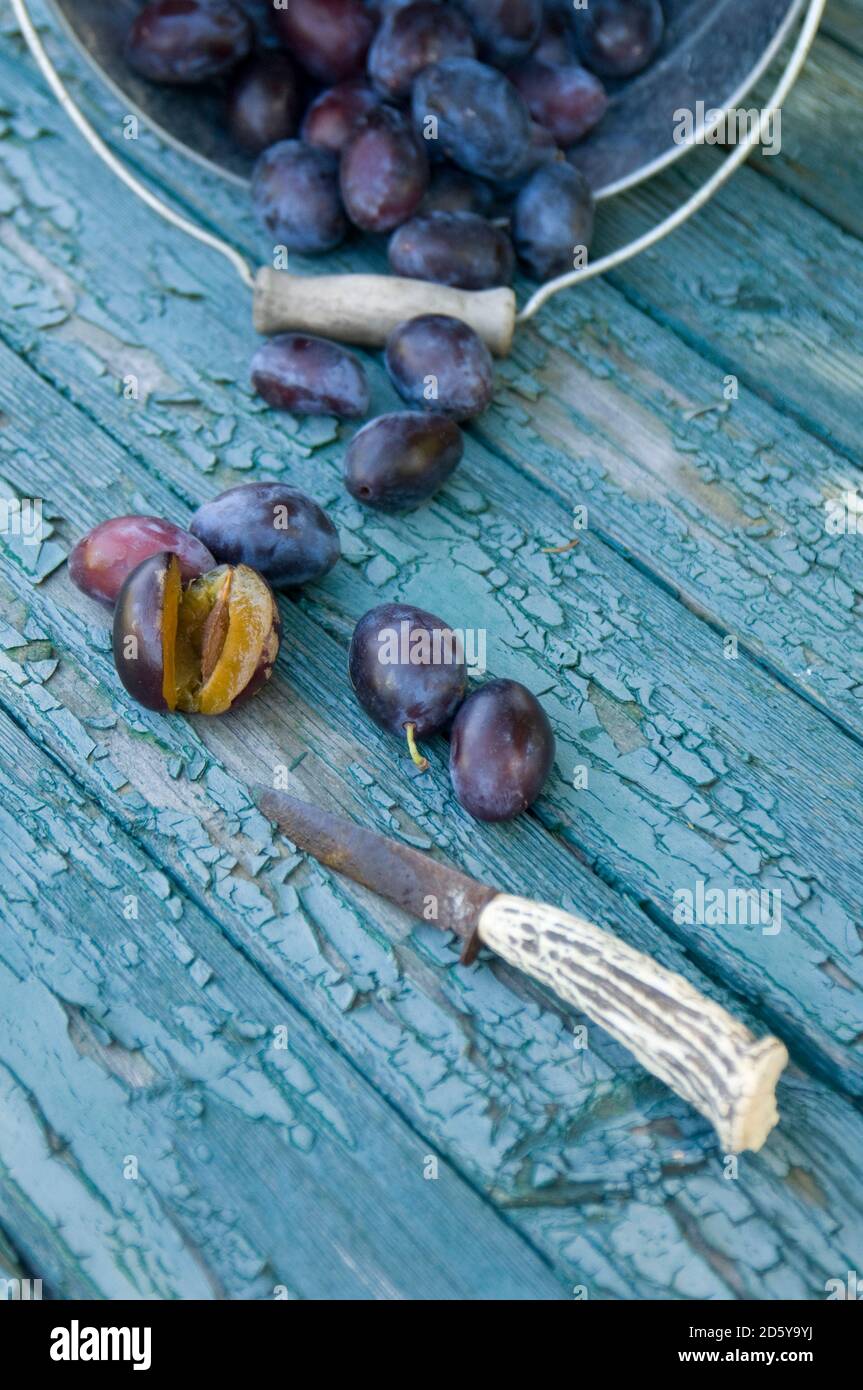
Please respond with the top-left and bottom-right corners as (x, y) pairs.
(258, 790), (499, 961)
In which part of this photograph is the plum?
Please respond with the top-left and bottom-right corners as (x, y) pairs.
(113, 552), (280, 715)
(340, 106), (429, 234)
(513, 162), (594, 279)
(455, 0), (542, 67)
(349, 601), (467, 768)
(534, 9), (577, 64)
(385, 315), (493, 420)
(368, 2), (475, 101)
(125, 0), (252, 85)
(274, 0), (375, 83)
(69, 515), (214, 607)
(301, 81), (380, 154)
(344, 413), (463, 509)
(412, 58), (533, 182)
(190, 483), (340, 587)
(252, 141), (347, 255)
(510, 59), (608, 147)
(420, 166), (494, 217)
(388, 211), (514, 290)
(449, 678), (554, 821)
(227, 53), (301, 153)
(251, 334), (370, 417)
(573, 0), (665, 79)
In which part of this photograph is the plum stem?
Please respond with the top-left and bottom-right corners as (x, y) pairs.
(405, 723), (430, 773)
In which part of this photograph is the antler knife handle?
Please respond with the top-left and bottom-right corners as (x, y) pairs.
(253, 269), (517, 356)
(478, 895), (788, 1153)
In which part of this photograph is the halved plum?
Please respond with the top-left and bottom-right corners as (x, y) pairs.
(113, 552), (280, 715)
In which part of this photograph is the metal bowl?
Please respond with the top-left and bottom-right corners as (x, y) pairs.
(46, 0), (805, 198)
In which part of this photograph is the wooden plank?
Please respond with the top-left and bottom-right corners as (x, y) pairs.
(3, 520), (863, 1301)
(595, 153), (862, 464)
(750, 34), (863, 239)
(1, 2), (861, 1301)
(0, 704), (568, 1301)
(476, 307), (863, 739)
(823, 0), (863, 56)
(5, 575), (861, 1301)
(1, 215), (862, 1092)
(0, 1225), (32, 1291)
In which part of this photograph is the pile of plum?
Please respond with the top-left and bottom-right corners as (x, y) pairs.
(125, 1), (665, 282)
(122, 1), (666, 439)
(69, 2), (671, 820)
(350, 601), (555, 820)
(70, 485), (555, 821)
(118, 0), (667, 508)
(69, 487), (338, 715)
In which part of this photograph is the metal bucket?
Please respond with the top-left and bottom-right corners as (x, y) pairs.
(12, 0), (824, 342)
(45, 0), (806, 198)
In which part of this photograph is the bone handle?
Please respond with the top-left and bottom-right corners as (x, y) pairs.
(253, 269), (517, 356)
(478, 894), (788, 1153)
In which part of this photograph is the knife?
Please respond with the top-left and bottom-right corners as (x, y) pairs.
(258, 790), (788, 1153)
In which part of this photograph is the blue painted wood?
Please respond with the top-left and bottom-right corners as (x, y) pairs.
(0, 704), (569, 1300)
(1, 122), (861, 1090)
(750, 33), (862, 236)
(3, 572), (863, 1301)
(0, 0), (861, 1300)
